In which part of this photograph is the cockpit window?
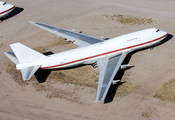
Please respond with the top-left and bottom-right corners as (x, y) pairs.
(156, 29), (159, 32)
(3, 2), (6, 5)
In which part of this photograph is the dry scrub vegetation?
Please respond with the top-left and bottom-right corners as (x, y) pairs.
(6, 62), (87, 103)
(49, 66), (98, 88)
(103, 14), (154, 25)
(154, 79), (175, 102)
(53, 37), (72, 45)
(141, 112), (151, 118)
(116, 82), (135, 97)
(33, 45), (49, 53)
(6, 61), (135, 101)
(32, 82), (80, 102)
(6, 62), (35, 86)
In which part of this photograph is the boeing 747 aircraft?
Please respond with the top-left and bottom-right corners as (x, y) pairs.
(4, 21), (168, 102)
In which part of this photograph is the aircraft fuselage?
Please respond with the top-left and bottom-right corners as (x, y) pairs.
(34, 28), (167, 70)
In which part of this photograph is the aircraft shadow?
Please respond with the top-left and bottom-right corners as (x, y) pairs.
(35, 69), (52, 83)
(104, 34), (173, 104)
(3, 7), (24, 21)
(35, 51), (54, 83)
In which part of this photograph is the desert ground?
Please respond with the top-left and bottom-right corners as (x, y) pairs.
(1, 0), (175, 119)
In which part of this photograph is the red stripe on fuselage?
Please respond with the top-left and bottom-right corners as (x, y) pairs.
(40, 33), (168, 69)
(0, 5), (15, 15)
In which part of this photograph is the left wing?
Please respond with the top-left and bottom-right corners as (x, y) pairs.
(28, 21), (105, 47)
(95, 51), (128, 102)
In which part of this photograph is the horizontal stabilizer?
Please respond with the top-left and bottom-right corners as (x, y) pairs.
(21, 65), (41, 81)
(4, 51), (19, 64)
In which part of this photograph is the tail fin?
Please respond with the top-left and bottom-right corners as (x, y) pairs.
(4, 43), (47, 81)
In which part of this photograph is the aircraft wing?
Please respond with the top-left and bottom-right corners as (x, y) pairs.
(28, 21), (105, 47)
(95, 51), (128, 102)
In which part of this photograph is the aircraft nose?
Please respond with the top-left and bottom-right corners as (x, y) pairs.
(158, 29), (168, 38)
(5, 3), (15, 9)
(160, 30), (168, 36)
(9, 4), (15, 8)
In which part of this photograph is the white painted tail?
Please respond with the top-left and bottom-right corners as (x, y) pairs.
(4, 43), (47, 81)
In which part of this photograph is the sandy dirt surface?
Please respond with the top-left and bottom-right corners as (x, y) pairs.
(1, 0), (175, 119)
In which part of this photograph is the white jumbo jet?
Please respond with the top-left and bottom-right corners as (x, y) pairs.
(0, 1), (15, 20)
(4, 21), (168, 102)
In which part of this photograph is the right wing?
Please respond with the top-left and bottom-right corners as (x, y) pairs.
(95, 51), (128, 102)
(28, 21), (105, 47)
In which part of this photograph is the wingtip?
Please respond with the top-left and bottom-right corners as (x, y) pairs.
(4, 51), (10, 55)
(28, 20), (36, 25)
(4, 51), (8, 55)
